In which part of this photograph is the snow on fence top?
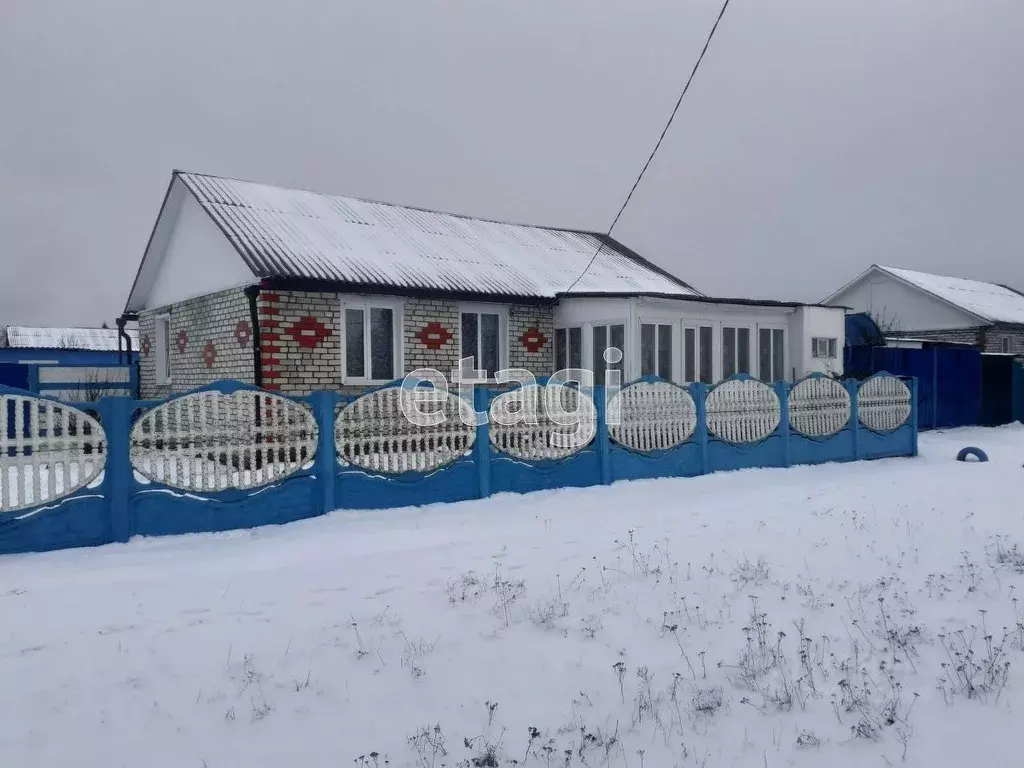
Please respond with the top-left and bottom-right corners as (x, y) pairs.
(4, 326), (139, 352)
(174, 172), (699, 299)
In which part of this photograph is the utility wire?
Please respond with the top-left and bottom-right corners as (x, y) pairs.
(559, 0), (734, 298)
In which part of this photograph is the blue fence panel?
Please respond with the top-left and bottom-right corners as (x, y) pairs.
(0, 375), (920, 556)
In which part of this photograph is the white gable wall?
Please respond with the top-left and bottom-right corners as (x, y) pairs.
(831, 271), (982, 332)
(793, 306), (846, 377)
(142, 187), (254, 311)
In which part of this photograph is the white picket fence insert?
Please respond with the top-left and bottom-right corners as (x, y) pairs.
(788, 377), (851, 438)
(336, 387), (476, 474)
(858, 375), (912, 433)
(130, 390), (318, 491)
(489, 385), (596, 461)
(608, 381), (697, 452)
(0, 394), (106, 513)
(705, 379), (781, 444)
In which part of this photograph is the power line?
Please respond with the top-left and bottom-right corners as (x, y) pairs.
(559, 0), (734, 298)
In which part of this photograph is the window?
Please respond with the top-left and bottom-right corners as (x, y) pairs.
(554, 327), (582, 372)
(722, 327), (751, 377)
(640, 323), (673, 379)
(343, 303), (398, 381)
(683, 325), (714, 384)
(461, 309), (503, 378)
(1002, 337), (1011, 354)
(592, 323), (625, 385)
(155, 315), (171, 385)
(812, 337), (838, 359)
(758, 328), (786, 382)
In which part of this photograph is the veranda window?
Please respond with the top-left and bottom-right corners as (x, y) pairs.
(554, 327), (582, 372)
(592, 323), (625, 386)
(640, 323), (673, 379)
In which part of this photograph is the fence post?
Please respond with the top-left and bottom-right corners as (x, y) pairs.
(98, 395), (133, 544)
(910, 377), (919, 457)
(693, 383), (709, 474)
(596, 385), (612, 485)
(27, 365), (39, 394)
(776, 381), (791, 467)
(310, 391), (338, 515)
(847, 379), (861, 460)
(474, 387), (490, 499)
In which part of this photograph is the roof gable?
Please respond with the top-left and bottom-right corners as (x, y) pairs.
(162, 172), (698, 301)
(875, 265), (1024, 325)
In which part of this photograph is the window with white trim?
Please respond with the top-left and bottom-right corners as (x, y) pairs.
(461, 309), (503, 378)
(155, 315), (171, 385)
(758, 328), (786, 382)
(342, 303), (399, 382)
(682, 325), (714, 383)
(554, 327), (582, 372)
(722, 326), (751, 377)
(1001, 337), (1011, 354)
(592, 323), (625, 386)
(812, 337), (838, 359)
(640, 323), (673, 378)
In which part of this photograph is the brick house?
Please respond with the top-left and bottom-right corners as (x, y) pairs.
(826, 265), (1024, 355)
(123, 171), (846, 399)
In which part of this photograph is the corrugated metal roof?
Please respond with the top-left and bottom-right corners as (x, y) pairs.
(878, 265), (1024, 325)
(4, 326), (140, 351)
(176, 172), (698, 298)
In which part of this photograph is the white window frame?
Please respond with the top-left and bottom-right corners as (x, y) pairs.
(756, 324), (787, 382)
(721, 325), (753, 378)
(589, 319), (628, 385)
(458, 303), (509, 380)
(155, 314), (172, 385)
(553, 326), (583, 373)
(340, 297), (405, 385)
(638, 320), (674, 379)
(1001, 337), (1011, 354)
(811, 336), (838, 359)
(681, 323), (715, 384)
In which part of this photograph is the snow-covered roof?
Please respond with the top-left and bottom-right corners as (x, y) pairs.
(876, 266), (1024, 325)
(4, 326), (139, 351)
(169, 172), (698, 299)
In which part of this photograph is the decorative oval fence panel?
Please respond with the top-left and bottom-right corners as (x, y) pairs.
(489, 385), (596, 461)
(335, 387), (476, 474)
(788, 377), (851, 438)
(705, 378), (781, 444)
(130, 390), (318, 491)
(858, 375), (912, 432)
(0, 394), (106, 513)
(608, 381), (697, 452)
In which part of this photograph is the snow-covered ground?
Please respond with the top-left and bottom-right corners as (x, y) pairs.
(2, 426), (1023, 768)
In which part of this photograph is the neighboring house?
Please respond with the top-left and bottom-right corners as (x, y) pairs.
(0, 326), (139, 366)
(826, 265), (1024, 355)
(123, 171), (846, 399)
(0, 326), (140, 396)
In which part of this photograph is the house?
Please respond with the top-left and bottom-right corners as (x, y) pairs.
(122, 171), (846, 399)
(0, 326), (140, 395)
(826, 265), (1024, 355)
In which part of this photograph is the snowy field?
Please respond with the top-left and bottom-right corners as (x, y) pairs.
(2, 427), (1023, 768)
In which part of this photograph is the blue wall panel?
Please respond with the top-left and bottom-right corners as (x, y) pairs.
(707, 435), (787, 473)
(0, 494), (111, 555)
(335, 459), (479, 510)
(490, 449), (601, 495)
(609, 441), (702, 482)
(788, 431), (855, 466)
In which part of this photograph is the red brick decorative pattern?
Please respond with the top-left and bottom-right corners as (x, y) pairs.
(203, 341), (216, 369)
(258, 291), (282, 390)
(288, 316), (332, 350)
(176, 329), (189, 354)
(235, 320), (251, 348)
(416, 322), (453, 350)
(519, 327), (548, 353)
(141, 334), (150, 357)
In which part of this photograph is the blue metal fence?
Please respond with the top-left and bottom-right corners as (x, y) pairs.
(845, 346), (981, 429)
(0, 374), (918, 556)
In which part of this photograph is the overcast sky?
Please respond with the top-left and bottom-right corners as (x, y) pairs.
(1, 0), (1021, 327)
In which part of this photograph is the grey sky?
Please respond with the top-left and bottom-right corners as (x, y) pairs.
(1, 0), (1021, 327)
